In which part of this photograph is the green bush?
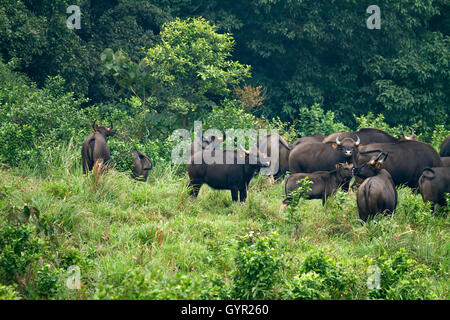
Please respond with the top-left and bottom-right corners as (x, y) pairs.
(0, 223), (44, 284)
(368, 248), (436, 300)
(0, 283), (21, 300)
(231, 231), (282, 299)
(295, 103), (349, 136)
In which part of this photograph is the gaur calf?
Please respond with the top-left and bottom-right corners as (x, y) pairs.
(130, 149), (153, 181)
(352, 152), (397, 222)
(81, 122), (116, 174)
(187, 149), (270, 202)
(418, 167), (450, 211)
(282, 163), (354, 207)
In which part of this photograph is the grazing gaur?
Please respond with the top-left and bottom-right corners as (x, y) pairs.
(357, 140), (442, 189)
(130, 149), (153, 181)
(440, 157), (450, 167)
(187, 149), (270, 202)
(399, 127), (418, 141)
(418, 167), (450, 211)
(352, 152), (397, 222)
(291, 133), (324, 147)
(323, 128), (398, 145)
(289, 134), (359, 174)
(81, 122), (116, 174)
(440, 135), (450, 157)
(282, 163), (354, 207)
(251, 134), (291, 178)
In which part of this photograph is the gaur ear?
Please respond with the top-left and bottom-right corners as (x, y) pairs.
(332, 143), (338, 149)
(375, 162), (382, 169)
(349, 163), (354, 168)
(335, 163), (339, 169)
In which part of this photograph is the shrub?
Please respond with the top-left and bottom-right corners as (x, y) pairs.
(0, 223), (44, 284)
(231, 231), (282, 299)
(0, 283), (21, 300)
(368, 248), (436, 300)
(295, 103), (349, 136)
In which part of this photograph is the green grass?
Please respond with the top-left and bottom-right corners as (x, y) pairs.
(0, 144), (448, 300)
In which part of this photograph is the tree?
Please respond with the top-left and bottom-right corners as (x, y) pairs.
(102, 17), (251, 132)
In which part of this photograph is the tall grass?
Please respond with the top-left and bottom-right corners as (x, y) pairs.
(0, 144), (448, 299)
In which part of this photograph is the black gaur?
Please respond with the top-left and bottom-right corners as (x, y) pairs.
(81, 122), (116, 174)
(352, 152), (397, 222)
(281, 162), (354, 207)
(130, 149), (153, 181)
(187, 149), (270, 202)
(357, 140), (442, 189)
(440, 135), (450, 157)
(418, 167), (450, 211)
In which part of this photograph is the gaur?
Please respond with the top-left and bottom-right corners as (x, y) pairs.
(418, 167), (450, 212)
(440, 135), (450, 157)
(130, 149), (153, 181)
(187, 149), (270, 202)
(352, 152), (397, 222)
(251, 134), (291, 178)
(81, 122), (116, 174)
(357, 140), (442, 189)
(282, 162), (354, 207)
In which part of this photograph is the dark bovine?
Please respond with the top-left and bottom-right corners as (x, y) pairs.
(291, 133), (324, 147)
(81, 122), (116, 174)
(323, 128), (398, 145)
(440, 135), (450, 157)
(282, 163), (354, 206)
(440, 157), (450, 167)
(130, 149), (153, 181)
(399, 128), (418, 141)
(251, 134), (291, 178)
(418, 167), (450, 211)
(187, 149), (270, 202)
(352, 152), (397, 222)
(357, 140), (442, 188)
(289, 134), (359, 174)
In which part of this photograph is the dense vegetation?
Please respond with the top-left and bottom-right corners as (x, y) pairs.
(0, 1), (449, 300)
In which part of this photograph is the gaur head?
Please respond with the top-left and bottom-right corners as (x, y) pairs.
(400, 127), (418, 141)
(93, 121), (117, 137)
(352, 152), (388, 179)
(333, 134), (361, 160)
(335, 162), (354, 181)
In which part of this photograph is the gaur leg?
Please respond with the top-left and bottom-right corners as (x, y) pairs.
(188, 181), (202, 198)
(231, 187), (239, 202)
(239, 186), (247, 202)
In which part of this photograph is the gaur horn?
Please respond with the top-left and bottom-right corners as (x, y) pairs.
(374, 152), (384, 162)
(410, 128), (414, 135)
(380, 153), (389, 163)
(92, 121), (98, 131)
(110, 121), (113, 129)
(336, 134), (343, 146)
(354, 134), (361, 146)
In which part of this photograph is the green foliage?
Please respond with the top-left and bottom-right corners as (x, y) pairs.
(0, 283), (21, 300)
(0, 223), (44, 284)
(368, 249), (436, 300)
(231, 231), (282, 299)
(294, 104), (349, 136)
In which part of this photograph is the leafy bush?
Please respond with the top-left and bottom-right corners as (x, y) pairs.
(368, 248), (436, 300)
(0, 283), (21, 300)
(0, 223), (44, 284)
(231, 231), (282, 299)
(295, 103), (349, 136)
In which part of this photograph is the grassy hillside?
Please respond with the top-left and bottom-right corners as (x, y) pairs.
(0, 143), (448, 300)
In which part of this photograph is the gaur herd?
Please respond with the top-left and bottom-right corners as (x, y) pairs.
(82, 123), (450, 222)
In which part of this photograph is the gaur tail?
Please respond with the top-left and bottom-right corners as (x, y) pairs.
(421, 167), (436, 180)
